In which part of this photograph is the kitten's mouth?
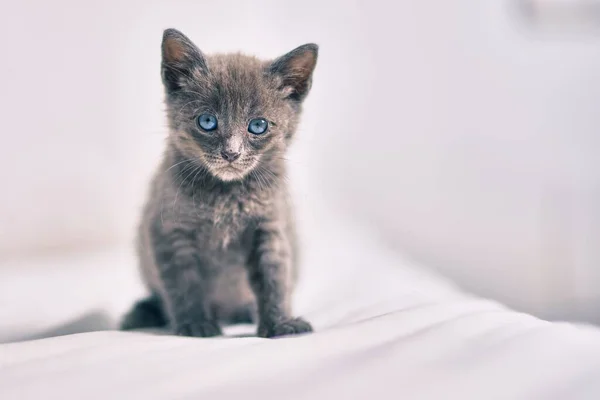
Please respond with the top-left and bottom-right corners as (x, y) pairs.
(219, 164), (242, 172)
(202, 155), (257, 182)
(212, 163), (248, 181)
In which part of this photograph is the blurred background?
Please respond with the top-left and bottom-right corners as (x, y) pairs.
(0, 0), (599, 329)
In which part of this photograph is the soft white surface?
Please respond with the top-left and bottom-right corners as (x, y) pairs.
(2, 215), (600, 400)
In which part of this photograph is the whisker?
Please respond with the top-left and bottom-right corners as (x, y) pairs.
(254, 167), (272, 193)
(164, 158), (193, 174)
(172, 162), (198, 183)
(251, 169), (266, 193)
(190, 166), (209, 217)
(172, 164), (202, 210)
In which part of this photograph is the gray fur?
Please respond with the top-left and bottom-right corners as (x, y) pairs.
(121, 29), (318, 338)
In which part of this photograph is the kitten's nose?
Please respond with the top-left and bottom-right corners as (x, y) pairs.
(221, 150), (241, 162)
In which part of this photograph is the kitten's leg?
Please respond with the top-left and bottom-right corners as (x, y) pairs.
(151, 222), (222, 337)
(120, 294), (167, 330)
(248, 222), (313, 338)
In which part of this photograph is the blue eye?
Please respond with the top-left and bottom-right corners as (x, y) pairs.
(248, 118), (268, 135)
(197, 114), (218, 132)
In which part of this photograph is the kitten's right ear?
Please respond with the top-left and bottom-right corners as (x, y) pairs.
(269, 43), (318, 102)
(161, 29), (207, 93)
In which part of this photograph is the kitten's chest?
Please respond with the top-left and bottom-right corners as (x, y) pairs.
(189, 193), (266, 248)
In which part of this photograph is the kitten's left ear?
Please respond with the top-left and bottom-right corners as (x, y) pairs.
(269, 44), (318, 101)
(161, 28), (207, 93)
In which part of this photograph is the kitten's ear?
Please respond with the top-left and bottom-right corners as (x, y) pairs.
(269, 44), (318, 101)
(161, 29), (207, 93)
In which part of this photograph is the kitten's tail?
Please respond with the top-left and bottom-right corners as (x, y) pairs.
(120, 294), (168, 330)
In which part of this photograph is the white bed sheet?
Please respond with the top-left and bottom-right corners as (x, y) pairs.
(2, 214), (600, 400)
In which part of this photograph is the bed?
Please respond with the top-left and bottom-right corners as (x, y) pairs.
(2, 213), (600, 400)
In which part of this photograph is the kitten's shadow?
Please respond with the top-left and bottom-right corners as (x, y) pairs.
(4, 313), (258, 343)
(134, 324), (258, 339)
(3, 310), (114, 343)
(227, 332), (256, 338)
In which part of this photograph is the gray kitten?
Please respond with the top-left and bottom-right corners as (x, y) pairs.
(120, 29), (317, 338)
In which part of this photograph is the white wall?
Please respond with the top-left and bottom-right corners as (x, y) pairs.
(315, 1), (600, 321)
(1, 0), (599, 322)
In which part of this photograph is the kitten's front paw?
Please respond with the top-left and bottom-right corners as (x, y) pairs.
(174, 320), (222, 338)
(258, 318), (313, 338)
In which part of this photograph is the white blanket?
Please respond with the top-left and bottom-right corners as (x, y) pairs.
(2, 215), (600, 399)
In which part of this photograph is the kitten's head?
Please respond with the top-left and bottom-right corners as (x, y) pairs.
(161, 29), (318, 182)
